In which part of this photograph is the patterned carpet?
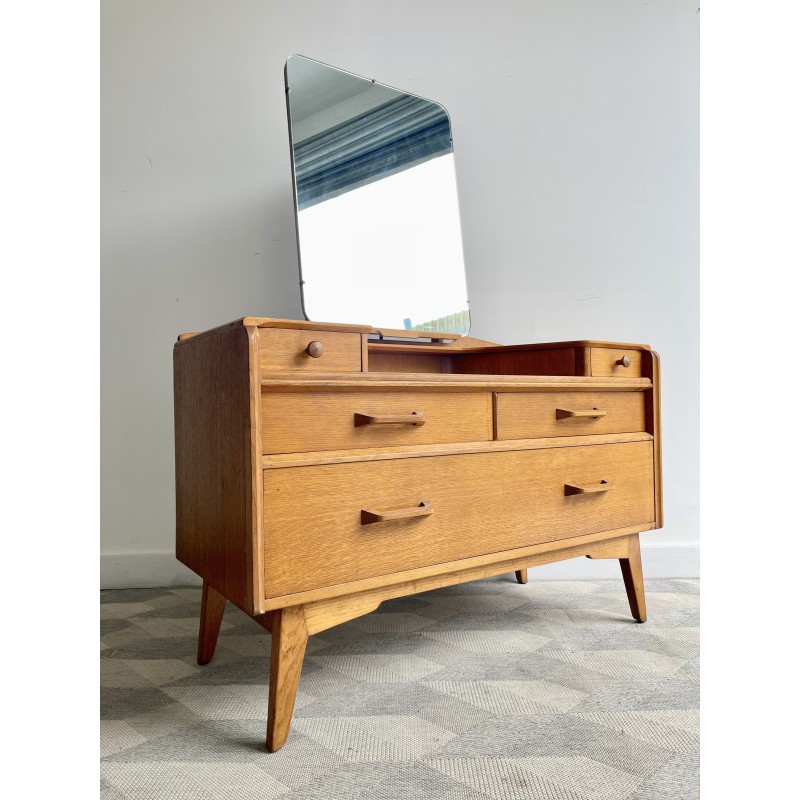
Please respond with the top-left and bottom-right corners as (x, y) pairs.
(100, 576), (699, 800)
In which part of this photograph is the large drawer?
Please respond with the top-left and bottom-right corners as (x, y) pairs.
(262, 441), (655, 596)
(262, 391), (493, 454)
(496, 391), (646, 440)
(259, 328), (362, 373)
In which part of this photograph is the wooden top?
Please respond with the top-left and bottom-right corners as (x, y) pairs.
(178, 317), (651, 353)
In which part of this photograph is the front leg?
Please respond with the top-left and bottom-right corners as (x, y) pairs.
(197, 581), (227, 665)
(619, 535), (647, 623)
(266, 605), (309, 752)
(515, 569), (528, 584)
(585, 534), (648, 623)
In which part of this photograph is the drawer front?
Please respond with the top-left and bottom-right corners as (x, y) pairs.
(496, 391), (646, 440)
(262, 392), (492, 454)
(263, 441), (655, 596)
(591, 347), (643, 377)
(259, 328), (362, 373)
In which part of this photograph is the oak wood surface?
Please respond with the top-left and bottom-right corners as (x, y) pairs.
(262, 431), (653, 469)
(515, 569), (528, 584)
(367, 333), (498, 354)
(367, 338), (649, 356)
(643, 350), (664, 527)
(369, 327), (463, 340)
(619, 534), (648, 622)
(584, 533), (647, 621)
(259, 523), (653, 611)
(197, 582), (227, 665)
(245, 326), (266, 612)
(456, 347), (579, 377)
(284, 528), (648, 620)
(262, 372), (651, 392)
(368, 352), (454, 373)
(266, 605), (308, 752)
(174, 316), (663, 752)
(262, 441), (655, 597)
(261, 391), (493, 454)
(496, 391), (646, 440)
(259, 328), (363, 374)
(246, 317), (372, 333)
(173, 324), (256, 613)
(591, 348), (643, 377)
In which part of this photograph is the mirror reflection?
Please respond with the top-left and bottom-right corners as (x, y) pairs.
(285, 55), (470, 334)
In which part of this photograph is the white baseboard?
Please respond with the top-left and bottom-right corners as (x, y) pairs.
(100, 543), (699, 590)
(100, 553), (204, 589)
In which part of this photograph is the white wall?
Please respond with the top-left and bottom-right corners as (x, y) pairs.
(101, 0), (698, 586)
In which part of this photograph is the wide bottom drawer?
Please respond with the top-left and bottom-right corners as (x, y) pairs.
(263, 441), (655, 597)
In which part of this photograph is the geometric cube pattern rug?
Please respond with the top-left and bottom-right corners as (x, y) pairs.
(100, 577), (699, 799)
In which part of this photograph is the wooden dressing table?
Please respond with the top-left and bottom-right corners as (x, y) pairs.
(173, 316), (662, 751)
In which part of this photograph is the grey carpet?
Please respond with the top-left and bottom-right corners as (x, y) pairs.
(100, 576), (699, 799)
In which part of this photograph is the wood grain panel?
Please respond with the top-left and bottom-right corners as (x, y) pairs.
(642, 349), (663, 527)
(590, 348), (643, 377)
(259, 328), (362, 373)
(368, 352), (452, 374)
(262, 441), (655, 596)
(496, 391), (645, 440)
(297, 531), (643, 623)
(173, 325), (254, 612)
(261, 373), (651, 392)
(262, 431), (654, 469)
(262, 391), (492, 454)
(455, 348), (578, 376)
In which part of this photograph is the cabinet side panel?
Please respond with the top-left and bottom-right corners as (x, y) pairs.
(174, 325), (253, 611)
(643, 349), (663, 528)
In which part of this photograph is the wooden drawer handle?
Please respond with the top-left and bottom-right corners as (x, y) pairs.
(306, 341), (324, 358)
(555, 408), (607, 420)
(361, 500), (433, 524)
(354, 411), (426, 427)
(616, 355), (631, 368)
(564, 480), (615, 496)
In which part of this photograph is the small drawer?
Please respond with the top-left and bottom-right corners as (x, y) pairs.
(263, 441), (655, 596)
(262, 391), (493, 454)
(259, 328), (362, 373)
(590, 348), (643, 377)
(496, 391), (646, 440)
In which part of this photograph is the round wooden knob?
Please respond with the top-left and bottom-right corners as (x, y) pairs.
(616, 355), (631, 368)
(306, 341), (324, 358)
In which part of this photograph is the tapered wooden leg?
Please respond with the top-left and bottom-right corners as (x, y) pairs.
(619, 535), (647, 623)
(266, 605), (308, 752)
(197, 581), (227, 665)
(515, 568), (528, 584)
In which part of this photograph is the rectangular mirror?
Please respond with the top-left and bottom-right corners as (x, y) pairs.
(285, 55), (470, 334)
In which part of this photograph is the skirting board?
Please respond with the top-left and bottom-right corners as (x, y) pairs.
(100, 542), (699, 590)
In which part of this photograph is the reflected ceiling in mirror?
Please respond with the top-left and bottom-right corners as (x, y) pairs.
(285, 55), (470, 334)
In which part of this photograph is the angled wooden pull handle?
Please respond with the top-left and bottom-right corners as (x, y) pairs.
(555, 408), (607, 420)
(616, 355), (631, 368)
(564, 480), (615, 496)
(354, 411), (426, 427)
(361, 500), (433, 524)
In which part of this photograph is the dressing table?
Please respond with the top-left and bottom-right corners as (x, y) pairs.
(173, 57), (662, 752)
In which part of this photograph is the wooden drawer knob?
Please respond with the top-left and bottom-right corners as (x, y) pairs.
(306, 341), (324, 358)
(616, 355), (631, 368)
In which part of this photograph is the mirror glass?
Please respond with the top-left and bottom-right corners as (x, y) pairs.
(285, 55), (470, 334)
